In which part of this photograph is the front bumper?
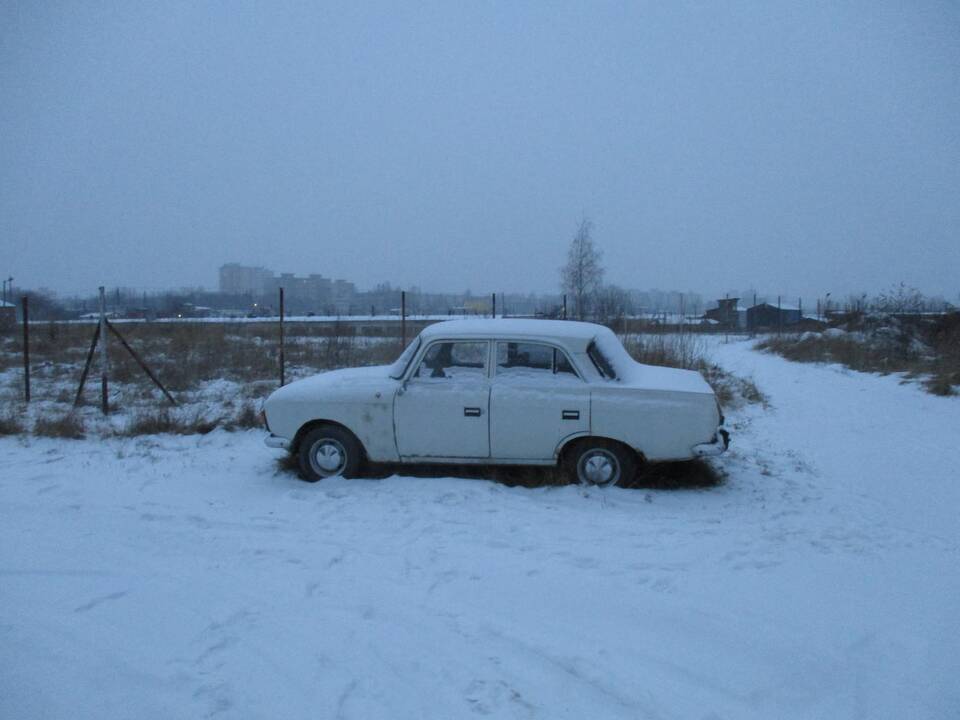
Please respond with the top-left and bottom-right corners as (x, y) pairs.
(264, 434), (292, 451)
(692, 427), (730, 458)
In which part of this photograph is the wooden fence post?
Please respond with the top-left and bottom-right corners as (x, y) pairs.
(73, 323), (100, 407)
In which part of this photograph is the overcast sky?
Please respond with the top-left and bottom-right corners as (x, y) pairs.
(2, 1), (958, 300)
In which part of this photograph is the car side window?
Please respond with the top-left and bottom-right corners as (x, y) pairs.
(495, 342), (580, 383)
(413, 341), (488, 382)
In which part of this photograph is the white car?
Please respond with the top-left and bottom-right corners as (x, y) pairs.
(263, 319), (728, 485)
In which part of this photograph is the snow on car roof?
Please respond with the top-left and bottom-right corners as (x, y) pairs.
(419, 318), (605, 349)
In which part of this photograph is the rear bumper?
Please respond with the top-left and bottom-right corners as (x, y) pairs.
(264, 434), (292, 451)
(692, 427), (730, 458)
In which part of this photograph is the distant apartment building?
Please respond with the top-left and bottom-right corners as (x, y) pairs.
(219, 263), (274, 295)
(219, 263), (356, 312)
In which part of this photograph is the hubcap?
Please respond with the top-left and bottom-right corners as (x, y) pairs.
(578, 449), (619, 486)
(310, 438), (347, 476)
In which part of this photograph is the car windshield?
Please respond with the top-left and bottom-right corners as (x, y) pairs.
(388, 337), (421, 379)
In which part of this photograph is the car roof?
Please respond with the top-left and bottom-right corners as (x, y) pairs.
(418, 318), (607, 351)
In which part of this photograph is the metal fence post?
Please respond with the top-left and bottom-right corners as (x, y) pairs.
(21, 295), (30, 403)
(279, 287), (285, 387)
(401, 290), (407, 348)
(99, 286), (108, 414)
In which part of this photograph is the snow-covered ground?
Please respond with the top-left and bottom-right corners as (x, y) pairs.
(2, 338), (958, 719)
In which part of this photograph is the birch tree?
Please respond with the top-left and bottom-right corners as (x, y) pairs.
(560, 218), (604, 320)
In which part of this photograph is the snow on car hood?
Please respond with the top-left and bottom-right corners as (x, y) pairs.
(266, 365), (393, 403)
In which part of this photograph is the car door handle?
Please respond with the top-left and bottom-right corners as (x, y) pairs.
(464, 407), (482, 417)
(561, 410), (580, 420)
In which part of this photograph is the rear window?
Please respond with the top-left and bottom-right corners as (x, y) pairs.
(587, 340), (617, 380)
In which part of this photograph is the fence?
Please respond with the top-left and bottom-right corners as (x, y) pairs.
(3, 287), (956, 415)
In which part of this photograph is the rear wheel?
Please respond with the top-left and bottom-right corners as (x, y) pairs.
(297, 425), (362, 482)
(565, 439), (637, 487)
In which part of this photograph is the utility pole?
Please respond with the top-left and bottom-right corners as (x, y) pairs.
(562, 294), (567, 320)
(99, 286), (108, 414)
(491, 292), (496, 319)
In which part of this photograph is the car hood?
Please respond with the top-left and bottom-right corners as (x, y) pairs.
(265, 365), (394, 404)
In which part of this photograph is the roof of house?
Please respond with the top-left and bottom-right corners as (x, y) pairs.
(751, 302), (800, 312)
(0, 300), (15, 308)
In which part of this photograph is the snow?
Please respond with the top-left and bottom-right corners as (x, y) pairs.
(2, 339), (959, 718)
(420, 318), (603, 346)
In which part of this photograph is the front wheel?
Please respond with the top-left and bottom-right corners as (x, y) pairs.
(297, 425), (363, 482)
(565, 440), (637, 487)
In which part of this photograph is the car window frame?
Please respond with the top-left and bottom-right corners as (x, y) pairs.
(405, 339), (493, 383)
(586, 340), (617, 381)
(492, 340), (584, 383)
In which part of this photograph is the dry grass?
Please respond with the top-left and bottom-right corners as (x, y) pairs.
(225, 402), (262, 430)
(33, 412), (85, 439)
(0, 412), (25, 436)
(119, 401), (263, 437)
(121, 410), (221, 437)
(14, 321), (400, 396)
(758, 312), (960, 396)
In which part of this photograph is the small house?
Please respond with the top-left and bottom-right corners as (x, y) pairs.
(747, 303), (801, 330)
(705, 298), (747, 329)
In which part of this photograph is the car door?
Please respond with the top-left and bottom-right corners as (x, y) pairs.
(489, 341), (590, 460)
(394, 340), (491, 459)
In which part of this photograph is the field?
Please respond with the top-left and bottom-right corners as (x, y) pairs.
(2, 336), (958, 718)
(0, 320), (754, 444)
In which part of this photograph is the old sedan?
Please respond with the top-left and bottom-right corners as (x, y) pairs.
(263, 319), (728, 485)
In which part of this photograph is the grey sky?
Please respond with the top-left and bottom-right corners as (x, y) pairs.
(2, 1), (958, 300)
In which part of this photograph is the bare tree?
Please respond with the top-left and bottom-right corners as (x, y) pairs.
(560, 218), (604, 320)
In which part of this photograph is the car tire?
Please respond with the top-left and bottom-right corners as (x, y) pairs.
(297, 425), (363, 482)
(565, 439), (636, 487)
